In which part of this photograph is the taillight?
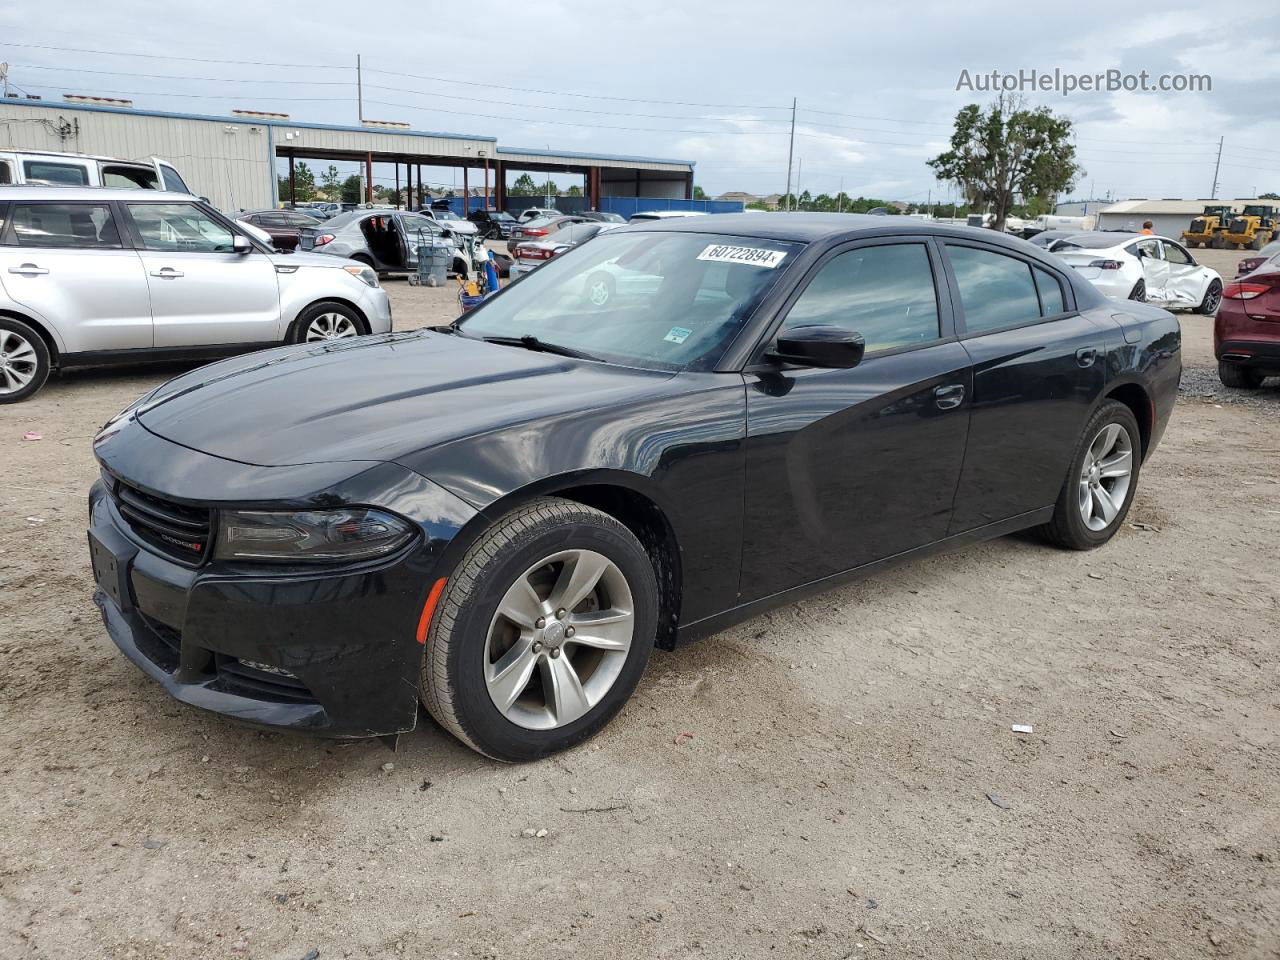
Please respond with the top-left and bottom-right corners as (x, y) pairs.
(523, 228), (548, 237)
(1087, 259), (1122, 270)
(1224, 281), (1270, 299)
(313, 234), (335, 246)
(522, 248), (552, 261)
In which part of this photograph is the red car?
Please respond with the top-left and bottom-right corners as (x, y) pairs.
(236, 209), (323, 251)
(1216, 268), (1280, 387)
(1235, 239), (1280, 276)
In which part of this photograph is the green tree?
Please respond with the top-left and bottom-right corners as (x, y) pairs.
(278, 161), (317, 202)
(510, 173), (540, 196)
(319, 164), (342, 198)
(693, 185), (707, 200)
(564, 184), (583, 197)
(340, 174), (363, 204)
(928, 94), (1082, 232)
(1259, 192), (1280, 200)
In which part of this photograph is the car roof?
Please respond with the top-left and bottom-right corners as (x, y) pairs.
(622, 211), (1074, 251)
(0, 185), (196, 201)
(1052, 231), (1157, 248)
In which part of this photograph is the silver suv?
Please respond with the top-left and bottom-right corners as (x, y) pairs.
(0, 187), (391, 403)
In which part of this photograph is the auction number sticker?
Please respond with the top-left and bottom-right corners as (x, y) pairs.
(696, 243), (788, 269)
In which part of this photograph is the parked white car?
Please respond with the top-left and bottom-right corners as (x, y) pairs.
(516, 207), (561, 223)
(0, 148), (191, 194)
(1050, 231), (1223, 313)
(0, 187), (391, 403)
(627, 210), (708, 223)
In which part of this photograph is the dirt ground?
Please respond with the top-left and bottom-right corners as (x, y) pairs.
(1, 247), (1277, 960)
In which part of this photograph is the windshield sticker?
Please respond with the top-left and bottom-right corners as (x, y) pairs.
(664, 326), (693, 344)
(696, 243), (788, 269)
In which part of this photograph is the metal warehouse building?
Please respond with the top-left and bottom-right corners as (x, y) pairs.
(1094, 198), (1265, 237)
(0, 98), (707, 214)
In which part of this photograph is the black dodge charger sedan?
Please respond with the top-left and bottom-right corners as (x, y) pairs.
(89, 214), (1181, 760)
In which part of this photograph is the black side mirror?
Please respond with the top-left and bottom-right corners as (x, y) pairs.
(769, 325), (866, 369)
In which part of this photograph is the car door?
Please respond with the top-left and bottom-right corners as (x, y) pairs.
(1131, 237), (1169, 304)
(399, 214), (445, 265)
(740, 238), (972, 601)
(943, 242), (1110, 533)
(0, 199), (152, 352)
(1160, 239), (1206, 307)
(123, 201), (281, 348)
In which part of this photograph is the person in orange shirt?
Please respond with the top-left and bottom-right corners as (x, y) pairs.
(1140, 221), (1154, 234)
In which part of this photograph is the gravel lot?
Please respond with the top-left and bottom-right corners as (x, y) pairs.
(2, 247), (1277, 960)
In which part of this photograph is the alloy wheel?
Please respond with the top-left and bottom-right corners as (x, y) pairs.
(483, 549), (635, 731)
(1203, 283), (1222, 315)
(304, 312), (359, 342)
(1078, 422), (1133, 532)
(0, 329), (39, 395)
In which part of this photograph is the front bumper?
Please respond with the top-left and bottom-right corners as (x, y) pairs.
(87, 449), (477, 738)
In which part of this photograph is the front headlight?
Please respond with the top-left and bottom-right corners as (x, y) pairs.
(343, 264), (379, 288)
(214, 508), (414, 563)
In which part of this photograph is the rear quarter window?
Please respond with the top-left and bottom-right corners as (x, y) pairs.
(947, 245), (1042, 334)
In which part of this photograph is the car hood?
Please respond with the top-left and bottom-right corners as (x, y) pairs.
(135, 331), (672, 468)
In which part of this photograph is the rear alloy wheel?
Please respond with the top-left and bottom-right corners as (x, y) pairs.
(290, 302), (365, 344)
(1218, 361), (1265, 389)
(0, 318), (51, 404)
(1129, 280), (1146, 302)
(1198, 279), (1223, 315)
(585, 271), (616, 308)
(420, 497), (657, 761)
(1039, 401), (1141, 550)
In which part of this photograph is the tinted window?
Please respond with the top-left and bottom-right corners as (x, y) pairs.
(0, 162), (13, 185)
(1162, 241), (1193, 265)
(101, 164), (159, 190)
(948, 246), (1041, 333)
(1034, 266), (1065, 315)
(160, 166), (191, 193)
(9, 202), (122, 248)
(783, 243), (940, 352)
(22, 161), (89, 186)
(127, 202), (235, 252)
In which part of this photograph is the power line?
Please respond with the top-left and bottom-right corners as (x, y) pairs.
(0, 40), (316, 69)
(4, 61), (353, 85)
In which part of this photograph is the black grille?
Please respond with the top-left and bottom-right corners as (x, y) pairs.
(1230, 217), (1248, 233)
(110, 479), (211, 564)
(1189, 218), (1207, 233)
(215, 656), (318, 704)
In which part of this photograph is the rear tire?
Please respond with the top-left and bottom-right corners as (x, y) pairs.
(1198, 279), (1222, 315)
(1218, 361), (1265, 389)
(1129, 280), (1146, 302)
(0, 316), (52, 404)
(420, 497), (658, 761)
(1038, 401), (1142, 550)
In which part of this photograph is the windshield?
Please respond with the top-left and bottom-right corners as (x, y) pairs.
(490, 211), (515, 221)
(457, 231), (800, 372)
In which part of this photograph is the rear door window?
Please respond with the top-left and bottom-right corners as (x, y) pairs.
(22, 161), (90, 186)
(101, 164), (160, 189)
(0, 161), (12, 185)
(947, 245), (1042, 334)
(7, 202), (123, 248)
(160, 165), (192, 194)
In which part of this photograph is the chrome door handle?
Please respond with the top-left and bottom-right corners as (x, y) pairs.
(934, 384), (966, 410)
(8, 264), (48, 276)
(150, 268), (184, 278)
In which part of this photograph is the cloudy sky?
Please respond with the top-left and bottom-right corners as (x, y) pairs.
(1, 0), (1277, 202)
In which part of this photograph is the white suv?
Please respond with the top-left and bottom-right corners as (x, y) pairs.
(0, 187), (392, 403)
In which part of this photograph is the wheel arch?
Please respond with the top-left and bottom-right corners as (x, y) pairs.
(1103, 381), (1153, 457)
(0, 308), (64, 365)
(453, 471), (685, 651)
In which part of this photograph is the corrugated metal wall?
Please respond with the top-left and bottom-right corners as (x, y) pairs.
(0, 102), (274, 211)
(601, 197), (745, 217)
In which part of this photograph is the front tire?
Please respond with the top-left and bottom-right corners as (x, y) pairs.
(1038, 401), (1142, 550)
(1218, 361), (1265, 389)
(420, 497), (658, 761)
(0, 317), (52, 404)
(288, 301), (366, 344)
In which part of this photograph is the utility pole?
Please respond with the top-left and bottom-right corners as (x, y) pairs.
(784, 97), (797, 211)
(356, 55), (364, 124)
(838, 176), (845, 213)
(1210, 136), (1223, 198)
(0, 63), (9, 99)
(795, 157), (803, 210)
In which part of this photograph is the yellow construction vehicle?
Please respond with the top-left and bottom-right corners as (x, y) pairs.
(1223, 204), (1278, 250)
(1182, 204), (1234, 248)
